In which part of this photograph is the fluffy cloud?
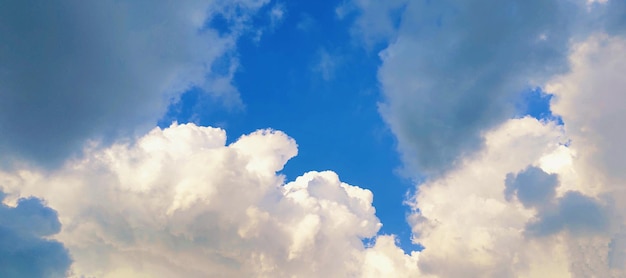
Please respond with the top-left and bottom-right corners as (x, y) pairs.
(338, 1), (626, 275)
(0, 192), (71, 278)
(407, 117), (569, 277)
(0, 123), (419, 277)
(405, 116), (618, 277)
(0, 0), (268, 167)
(401, 33), (626, 277)
(548, 34), (626, 187)
(547, 34), (626, 276)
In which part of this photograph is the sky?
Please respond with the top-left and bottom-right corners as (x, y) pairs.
(0, 0), (625, 277)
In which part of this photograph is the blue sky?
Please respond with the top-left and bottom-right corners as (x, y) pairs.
(158, 0), (558, 252)
(160, 0), (419, 251)
(1, 0), (626, 277)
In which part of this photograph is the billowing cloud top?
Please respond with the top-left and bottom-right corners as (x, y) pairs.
(0, 123), (419, 277)
(2, 0), (626, 277)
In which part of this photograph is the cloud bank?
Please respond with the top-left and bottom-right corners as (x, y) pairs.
(2, 1), (626, 277)
(0, 123), (420, 277)
(375, 0), (579, 176)
(345, 0), (626, 276)
(0, 0), (267, 167)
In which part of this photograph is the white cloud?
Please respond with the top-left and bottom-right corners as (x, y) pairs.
(362, 235), (423, 277)
(0, 0), (269, 167)
(2, 1), (624, 277)
(548, 34), (626, 187)
(407, 117), (571, 277)
(339, 2), (626, 274)
(0, 123), (418, 277)
(547, 34), (626, 275)
(402, 33), (626, 277)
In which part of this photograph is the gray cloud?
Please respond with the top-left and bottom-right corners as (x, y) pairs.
(603, 0), (626, 36)
(0, 192), (71, 278)
(526, 191), (609, 237)
(375, 0), (581, 176)
(505, 166), (558, 208)
(0, 0), (266, 167)
(505, 166), (609, 237)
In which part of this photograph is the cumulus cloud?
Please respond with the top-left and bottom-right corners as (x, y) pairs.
(0, 0), (269, 167)
(3, 1), (625, 277)
(547, 34), (626, 275)
(403, 116), (617, 277)
(398, 32), (626, 277)
(407, 117), (570, 277)
(548, 34), (626, 186)
(0, 192), (71, 278)
(0, 123), (418, 277)
(362, 235), (422, 278)
(336, 2), (626, 274)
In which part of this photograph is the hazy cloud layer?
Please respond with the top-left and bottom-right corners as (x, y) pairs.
(0, 0), (268, 167)
(0, 192), (71, 278)
(548, 34), (626, 186)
